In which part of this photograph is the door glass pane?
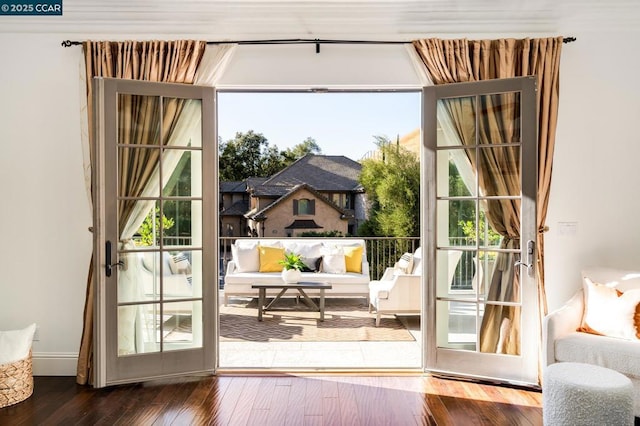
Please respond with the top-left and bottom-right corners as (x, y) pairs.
(121, 201), (162, 247)
(437, 96), (475, 147)
(437, 199), (476, 247)
(477, 206), (510, 249)
(162, 150), (202, 198)
(162, 200), (202, 247)
(478, 146), (521, 196)
(118, 94), (161, 146)
(478, 92), (521, 144)
(118, 303), (161, 355)
(118, 250), (161, 303)
(482, 252), (522, 304)
(479, 304), (521, 355)
(436, 249), (475, 299)
(118, 147), (160, 197)
(161, 98), (202, 147)
(436, 300), (478, 351)
(162, 250), (201, 299)
(436, 149), (475, 197)
(475, 250), (497, 300)
(162, 301), (203, 352)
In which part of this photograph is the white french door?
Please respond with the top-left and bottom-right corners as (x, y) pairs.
(92, 78), (217, 387)
(423, 77), (539, 385)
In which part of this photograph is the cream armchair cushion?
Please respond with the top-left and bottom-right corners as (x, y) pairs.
(369, 247), (422, 327)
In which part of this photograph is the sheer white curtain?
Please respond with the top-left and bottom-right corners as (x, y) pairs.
(121, 44), (237, 354)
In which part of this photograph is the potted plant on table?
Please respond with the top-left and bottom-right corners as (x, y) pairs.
(279, 252), (306, 283)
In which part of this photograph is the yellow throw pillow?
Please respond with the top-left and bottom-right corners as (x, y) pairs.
(258, 245), (285, 272)
(343, 246), (363, 273)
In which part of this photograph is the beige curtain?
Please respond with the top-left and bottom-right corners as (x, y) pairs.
(76, 40), (206, 385)
(413, 37), (562, 356)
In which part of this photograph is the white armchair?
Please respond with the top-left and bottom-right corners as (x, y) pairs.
(368, 248), (422, 327)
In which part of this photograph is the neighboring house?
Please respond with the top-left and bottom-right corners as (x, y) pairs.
(219, 181), (249, 237)
(220, 154), (367, 238)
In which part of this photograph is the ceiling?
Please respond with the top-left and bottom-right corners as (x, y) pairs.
(1, 0), (639, 38)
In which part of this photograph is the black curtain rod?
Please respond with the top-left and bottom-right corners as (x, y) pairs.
(61, 37), (576, 48)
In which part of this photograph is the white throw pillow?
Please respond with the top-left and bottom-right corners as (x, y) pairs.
(580, 277), (640, 340)
(0, 323), (36, 365)
(231, 243), (260, 272)
(411, 247), (422, 275)
(321, 246), (346, 274)
(169, 252), (191, 274)
(396, 252), (414, 274)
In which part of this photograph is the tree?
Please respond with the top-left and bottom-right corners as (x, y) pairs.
(137, 208), (175, 246)
(219, 131), (284, 181)
(358, 136), (420, 237)
(283, 137), (322, 163)
(219, 132), (323, 181)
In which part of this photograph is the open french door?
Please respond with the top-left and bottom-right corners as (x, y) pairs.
(423, 77), (539, 385)
(92, 78), (217, 387)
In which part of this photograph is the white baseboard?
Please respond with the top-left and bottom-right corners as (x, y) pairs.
(32, 352), (78, 376)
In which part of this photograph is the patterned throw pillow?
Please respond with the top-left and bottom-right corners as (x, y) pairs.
(396, 252), (414, 274)
(170, 253), (191, 275)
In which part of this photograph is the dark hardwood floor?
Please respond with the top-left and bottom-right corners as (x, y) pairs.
(0, 374), (543, 425)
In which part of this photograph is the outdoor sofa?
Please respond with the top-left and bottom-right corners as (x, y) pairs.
(223, 238), (370, 305)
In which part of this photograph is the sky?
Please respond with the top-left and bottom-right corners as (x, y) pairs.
(217, 92), (421, 161)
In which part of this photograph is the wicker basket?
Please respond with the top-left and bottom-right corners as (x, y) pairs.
(0, 350), (33, 408)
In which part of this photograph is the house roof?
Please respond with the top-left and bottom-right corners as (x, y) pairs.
(220, 181), (247, 193)
(248, 183), (349, 221)
(221, 200), (249, 216)
(285, 219), (323, 229)
(262, 154), (363, 192)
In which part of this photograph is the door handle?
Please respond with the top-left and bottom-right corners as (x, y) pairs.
(105, 241), (124, 277)
(514, 240), (535, 276)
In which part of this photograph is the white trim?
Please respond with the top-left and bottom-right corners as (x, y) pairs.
(32, 352), (78, 376)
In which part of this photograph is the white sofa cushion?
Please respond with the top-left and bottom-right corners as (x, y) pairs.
(283, 241), (323, 271)
(556, 332), (640, 379)
(225, 270), (369, 285)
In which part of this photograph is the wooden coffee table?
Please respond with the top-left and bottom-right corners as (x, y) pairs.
(251, 281), (332, 321)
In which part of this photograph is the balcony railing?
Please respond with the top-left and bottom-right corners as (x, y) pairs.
(154, 235), (478, 291)
(218, 236), (420, 289)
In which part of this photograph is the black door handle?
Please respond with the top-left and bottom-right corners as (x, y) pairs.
(105, 241), (123, 277)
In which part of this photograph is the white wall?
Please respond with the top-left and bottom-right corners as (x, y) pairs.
(1, 29), (639, 375)
(0, 34), (92, 375)
(545, 31), (640, 310)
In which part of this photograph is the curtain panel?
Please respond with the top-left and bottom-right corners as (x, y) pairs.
(412, 37), (562, 357)
(76, 40), (207, 385)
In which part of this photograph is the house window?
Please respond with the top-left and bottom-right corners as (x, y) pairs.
(330, 193), (351, 209)
(293, 198), (315, 215)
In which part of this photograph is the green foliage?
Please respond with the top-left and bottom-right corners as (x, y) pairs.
(137, 208), (175, 246)
(458, 217), (502, 246)
(279, 252), (307, 271)
(358, 136), (420, 237)
(219, 131), (284, 181)
(219, 132), (324, 181)
(282, 137), (322, 164)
